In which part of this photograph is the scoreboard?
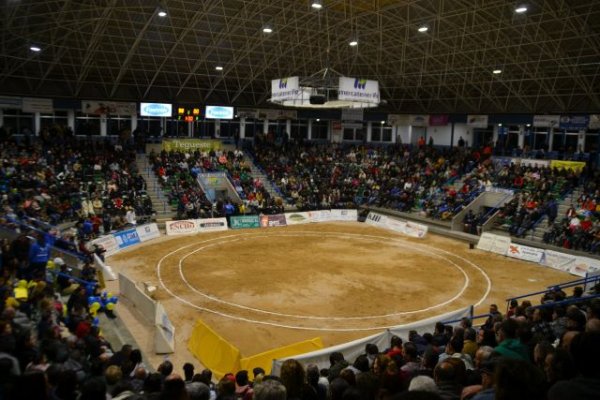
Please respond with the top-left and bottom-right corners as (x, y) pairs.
(176, 107), (202, 122)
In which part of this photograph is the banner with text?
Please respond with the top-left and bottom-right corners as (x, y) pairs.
(589, 115), (600, 129)
(285, 212), (312, 225)
(559, 115), (589, 130)
(271, 77), (301, 102)
(162, 139), (222, 152)
(197, 218), (228, 233)
(330, 209), (358, 222)
(387, 114), (410, 126)
(429, 115), (449, 126)
(260, 214), (287, 228)
(409, 115), (429, 127)
(467, 115), (489, 128)
(533, 115), (560, 128)
(82, 100), (137, 115)
(136, 223), (161, 242)
(166, 220), (198, 235)
(550, 160), (586, 173)
(230, 215), (260, 229)
(506, 243), (544, 263)
(113, 228), (141, 249)
(22, 98), (53, 113)
(365, 212), (427, 238)
(91, 235), (120, 257)
(338, 77), (380, 105)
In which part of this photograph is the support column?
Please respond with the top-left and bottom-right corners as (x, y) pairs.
(34, 112), (41, 135)
(286, 119), (291, 138)
(307, 119), (313, 140)
(240, 118), (246, 138)
(518, 125), (525, 149)
(366, 122), (372, 143)
(100, 116), (107, 136)
(548, 128), (554, 151)
(67, 110), (75, 132)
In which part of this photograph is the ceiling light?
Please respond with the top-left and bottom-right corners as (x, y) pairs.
(418, 25), (429, 33)
(157, 10), (167, 17)
(262, 26), (273, 33)
(498, 123), (502, 127)
(515, 6), (528, 13)
(215, 66), (223, 71)
(493, 69), (502, 74)
(316, 118), (320, 122)
(381, 121), (385, 124)
(29, 46), (41, 52)
(311, 1), (323, 9)
(349, 40), (358, 46)
(526, 124), (531, 127)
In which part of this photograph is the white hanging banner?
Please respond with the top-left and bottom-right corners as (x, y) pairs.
(270, 77), (301, 102)
(409, 115), (428, 127)
(467, 115), (489, 128)
(533, 115), (560, 128)
(338, 77), (380, 105)
(387, 114), (410, 126)
(82, 100), (137, 115)
(22, 98), (53, 113)
(588, 115), (600, 129)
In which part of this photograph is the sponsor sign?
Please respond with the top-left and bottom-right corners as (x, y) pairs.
(22, 98), (53, 113)
(307, 210), (332, 223)
(260, 214), (287, 228)
(541, 250), (576, 272)
(559, 115), (589, 130)
(533, 115), (560, 128)
(270, 77), (301, 102)
(0, 96), (22, 109)
(568, 256), (600, 278)
(165, 220), (198, 235)
(489, 235), (511, 255)
(341, 108), (364, 121)
(405, 222), (428, 238)
(365, 212), (427, 238)
(589, 114), (600, 129)
(467, 115), (489, 128)
(257, 109), (297, 120)
(82, 100), (137, 115)
(511, 158), (551, 168)
(476, 233), (496, 251)
(338, 77), (380, 105)
(197, 218), (228, 233)
(237, 108), (258, 119)
(230, 215), (260, 229)
(409, 115), (428, 127)
(550, 160), (586, 173)
(162, 139), (222, 152)
(140, 102), (172, 117)
(387, 114), (410, 126)
(113, 228), (141, 249)
(205, 105), (234, 119)
(429, 115), (449, 126)
(506, 244), (544, 263)
(330, 209), (358, 222)
(136, 223), (161, 242)
(285, 212), (312, 225)
(91, 235), (120, 257)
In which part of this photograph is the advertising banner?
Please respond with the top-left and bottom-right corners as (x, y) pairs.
(330, 209), (358, 222)
(404, 222), (428, 239)
(365, 212), (427, 238)
(285, 212), (312, 225)
(0, 96), (22, 109)
(387, 114), (409, 126)
(82, 100), (137, 115)
(270, 77), (301, 102)
(237, 108), (258, 119)
(259, 214), (287, 228)
(589, 115), (600, 129)
(476, 233), (495, 252)
(511, 158), (551, 168)
(338, 77), (380, 105)
(540, 250), (576, 272)
(490, 235), (511, 255)
(22, 98), (53, 113)
(257, 109), (298, 120)
(230, 215), (260, 229)
(533, 115), (560, 128)
(550, 160), (586, 173)
(205, 106), (234, 120)
(409, 115), (428, 127)
(429, 115), (449, 126)
(568, 256), (600, 278)
(307, 210), (332, 223)
(113, 228), (141, 249)
(91, 235), (120, 257)
(165, 220), (198, 236)
(467, 115), (489, 128)
(162, 139), (222, 152)
(506, 243), (544, 263)
(140, 102), (172, 117)
(136, 223), (161, 242)
(559, 115), (589, 130)
(197, 218), (228, 233)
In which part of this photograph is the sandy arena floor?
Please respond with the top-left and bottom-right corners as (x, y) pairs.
(106, 222), (572, 370)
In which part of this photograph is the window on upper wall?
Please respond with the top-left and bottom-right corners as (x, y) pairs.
(75, 112), (101, 136)
(585, 130), (599, 153)
(312, 120), (329, 140)
(219, 120), (240, 137)
(290, 121), (308, 140)
(371, 123), (393, 142)
(2, 109), (34, 135)
(107, 116), (131, 136)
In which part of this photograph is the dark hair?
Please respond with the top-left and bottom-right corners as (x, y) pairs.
(495, 358), (545, 400)
(390, 336), (403, 348)
(449, 336), (464, 354)
(353, 354), (370, 372)
(365, 343), (379, 355)
(500, 318), (519, 339)
(403, 342), (418, 360)
(183, 363), (195, 381)
(158, 360), (173, 376)
(236, 370), (249, 386)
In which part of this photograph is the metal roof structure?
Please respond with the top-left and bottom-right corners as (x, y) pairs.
(1, 0), (599, 113)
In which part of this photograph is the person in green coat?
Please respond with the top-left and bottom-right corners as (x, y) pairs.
(494, 318), (530, 361)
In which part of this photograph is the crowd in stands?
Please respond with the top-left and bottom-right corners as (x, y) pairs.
(543, 170), (600, 253)
(148, 148), (283, 219)
(251, 139), (486, 219)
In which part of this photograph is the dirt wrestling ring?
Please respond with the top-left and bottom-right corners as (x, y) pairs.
(106, 216), (571, 376)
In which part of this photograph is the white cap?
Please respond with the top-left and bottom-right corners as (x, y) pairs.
(54, 257), (65, 266)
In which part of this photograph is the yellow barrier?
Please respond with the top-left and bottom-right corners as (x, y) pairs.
(188, 320), (241, 379)
(550, 160), (586, 172)
(240, 337), (323, 375)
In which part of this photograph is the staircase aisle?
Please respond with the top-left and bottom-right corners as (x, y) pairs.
(527, 187), (583, 243)
(135, 153), (177, 224)
(242, 150), (295, 210)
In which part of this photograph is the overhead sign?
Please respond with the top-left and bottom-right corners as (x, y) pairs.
(205, 105), (234, 120)
(533, 115), (560, 128)
(409, 115), (428, 127)
(0, 96), (22, 109)
(271, 76), (301, 102)
(559, 115), (589, 130)
(467, 115), (489, 128)
(429, 115), (449, 126)
(22, 98), (53, 113)
(338, 77), (380, 105)
(83, 101), (137, 115)
(387, 114), (410, 126)
(257, 109), (298, 120)
(589, 115), (600, 129)
(140, 102), (172, 117)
